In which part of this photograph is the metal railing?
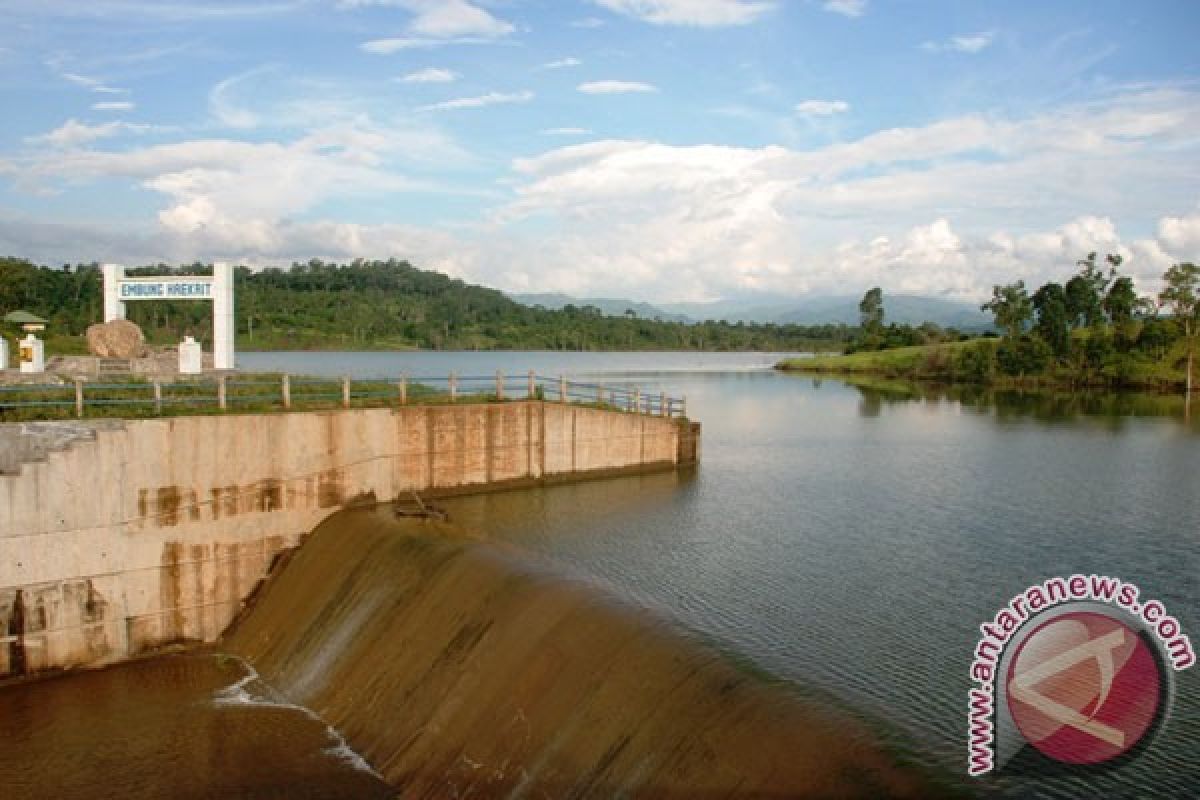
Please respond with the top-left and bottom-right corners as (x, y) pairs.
(0, 371), (688, 421)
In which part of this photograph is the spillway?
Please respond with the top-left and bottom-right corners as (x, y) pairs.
(222, 508), (953, 798)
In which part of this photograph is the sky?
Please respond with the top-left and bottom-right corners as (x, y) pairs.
(2, 0), (1199, 304)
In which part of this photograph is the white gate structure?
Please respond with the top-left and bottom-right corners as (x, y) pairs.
(101, 262), (235, 370)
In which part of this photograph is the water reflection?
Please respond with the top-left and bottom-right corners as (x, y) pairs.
(837, 377), (1199, 431)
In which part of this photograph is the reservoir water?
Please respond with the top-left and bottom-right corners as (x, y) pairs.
(4, 351), (1197, 798)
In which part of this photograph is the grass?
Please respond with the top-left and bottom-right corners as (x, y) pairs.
(0, 372), (680, 423)
(0, 374), (486, 422)
(778, 338), (1191, 393)
(777, 341), (975, 376)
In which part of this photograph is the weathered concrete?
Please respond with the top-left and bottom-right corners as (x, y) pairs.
(1, 402), (696, 679)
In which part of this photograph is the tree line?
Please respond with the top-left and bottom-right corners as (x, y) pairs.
(846, 255), (1198, 392)
(0, 257), (852, 352)
(975, 254), (1198, 390)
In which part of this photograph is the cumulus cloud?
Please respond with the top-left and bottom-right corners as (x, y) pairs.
(542, 57), (582, 69)
(922, 31), (995, 54)
(399, 67), (458, 83)
(578, 80), (657, 94)
(823, 0), (865, 18)
(492, 88), (1200, 300)
(4, 87), (1199, 303)
(593, 0), (774, 27)
(795, 99), (849, 116)
(1157, 212), (1200, 256)
(418, 90), (533, 111)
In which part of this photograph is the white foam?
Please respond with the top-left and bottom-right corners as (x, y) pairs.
(212, 656), (384, 780)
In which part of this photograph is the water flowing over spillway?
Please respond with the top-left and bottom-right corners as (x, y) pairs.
(223, 508), (952, 798)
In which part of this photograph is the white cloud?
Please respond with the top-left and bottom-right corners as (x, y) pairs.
(208, 68), (268, 129)
(403, 0), (513, 38)
(823, 0), (865, 18)
(492, 88), (1200, 300)
(5, 86), (1199, 303)
(399, 67), (458, 83)
(1157, 212), (1200, 256)
(542, 127), (593, 136)
(357, 0), (513, 51)
(418, 90), (533, 112)
(92, 101), (135, 112)
(578, 80), (658, 94)
(361, 35), (495, 53)
(543, 57), (582, 69)
(60, 70), (129, 94)
(593, 0), (773, 27)
(571, 17), (606, 28)
(922, 31), (995, 54)
(28, 119), (155, 148)
(795, 99), (849, 116)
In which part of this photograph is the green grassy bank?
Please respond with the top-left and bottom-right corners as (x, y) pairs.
(777, 337), (1190, 392)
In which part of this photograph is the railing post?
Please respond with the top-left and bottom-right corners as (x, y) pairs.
(342, 376), (351, 408)
(660, 391), (667, 417)
(449, 372), (458, 403)
(282, 374), (291, 409)
(399, 374), (408, 405)
(74, 378), (84, 419)
(634, 387), (641, 415)
(680, 395), (687, 419)
(597, 383), (605, 406)
(218, 375), (227, 410)
(153, 380), (163, 414)
(559, 375), (567, 404)
(528, 370), (536, 399)
(496, 370), (504, 401)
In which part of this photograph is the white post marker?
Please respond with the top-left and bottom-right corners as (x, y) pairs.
(212, 262), (235, 371)
(101, 263), (126, 322)
(18, 334), (44, 374)
(179, 336), (202, 374)
(0, 336), (8, 370)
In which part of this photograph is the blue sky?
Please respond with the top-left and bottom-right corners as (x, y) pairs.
(2, 0), (1199, 303)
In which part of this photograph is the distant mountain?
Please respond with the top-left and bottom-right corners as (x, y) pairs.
(515, 291), (992, 330)
(662, 294), (993, 330)
(510, 293), (691, 323)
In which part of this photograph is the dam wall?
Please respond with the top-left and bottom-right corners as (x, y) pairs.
(1, 401), (697, 679)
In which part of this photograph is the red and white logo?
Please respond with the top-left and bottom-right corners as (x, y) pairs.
(1006, 611), (1163, 765)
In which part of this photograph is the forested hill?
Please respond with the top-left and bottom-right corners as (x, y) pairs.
(0, 257), (852, 352)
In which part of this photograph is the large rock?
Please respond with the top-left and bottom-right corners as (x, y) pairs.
(86, 319), (148, 358)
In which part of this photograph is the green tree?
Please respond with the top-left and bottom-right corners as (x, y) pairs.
(1103, 276), (1137, 325)
(1158, 262), (1200, 403)
(858, 287), (884, 334)
(982, 281), (1032, 339)
(1031, 282), (1070, 356)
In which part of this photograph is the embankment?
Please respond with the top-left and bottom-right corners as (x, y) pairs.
(224, 509), (954, 799)
(1, 402), (698, 679)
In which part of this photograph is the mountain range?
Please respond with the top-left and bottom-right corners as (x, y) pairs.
(511, 292), (993, 331)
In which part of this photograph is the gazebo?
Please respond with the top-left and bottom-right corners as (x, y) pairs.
(3, 310), (48, 332)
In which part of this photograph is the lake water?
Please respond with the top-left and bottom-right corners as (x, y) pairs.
(7, 351), (1197, 798)
(244, 351), (1199, 798)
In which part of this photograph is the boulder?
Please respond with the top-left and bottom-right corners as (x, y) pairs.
(85, 319), (148, 359)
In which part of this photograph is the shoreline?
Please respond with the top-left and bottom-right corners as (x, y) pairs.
(775, 341), (1188, 394)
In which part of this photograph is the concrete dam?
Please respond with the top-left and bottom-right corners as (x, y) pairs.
(1, 401), (950, 797)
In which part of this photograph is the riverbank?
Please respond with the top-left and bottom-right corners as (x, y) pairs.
(776, 339), (1189, 392)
